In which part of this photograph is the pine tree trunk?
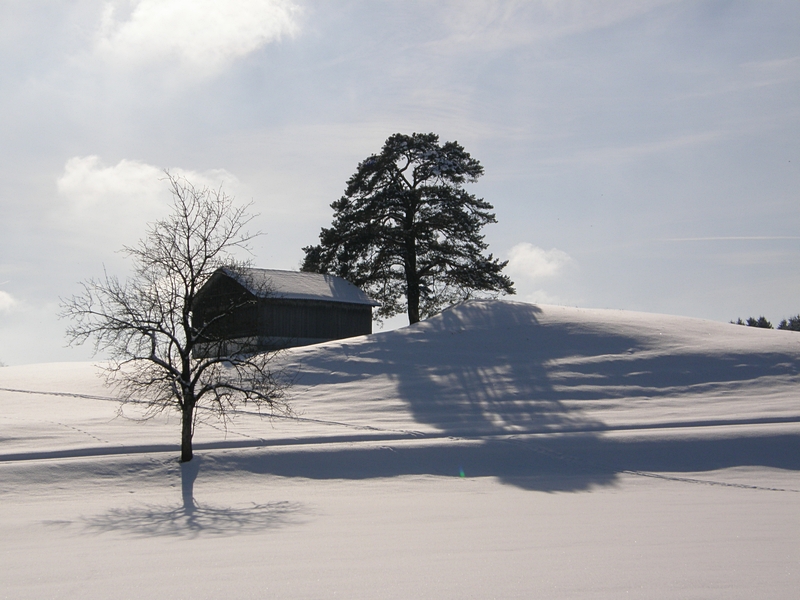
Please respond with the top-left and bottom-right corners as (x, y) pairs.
(180, 402), (194, 462)
(404, 223), (420, 324)
(407, 284), (420, 324)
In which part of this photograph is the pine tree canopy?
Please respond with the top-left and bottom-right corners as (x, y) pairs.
(301, 132), (515, 324)
(777, 315), (800, 331)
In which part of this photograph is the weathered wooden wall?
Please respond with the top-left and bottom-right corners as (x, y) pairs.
(192, 276), (259, 340)
(257, 299), (372, 341)
(193, 274), (373, 354)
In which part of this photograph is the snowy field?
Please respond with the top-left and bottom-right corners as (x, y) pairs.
(1, 300), (799, 599)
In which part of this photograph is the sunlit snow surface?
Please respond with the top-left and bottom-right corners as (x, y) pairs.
(1, 300), (799, 598)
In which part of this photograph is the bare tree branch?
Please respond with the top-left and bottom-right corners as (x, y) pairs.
(61, 172), (290, 462)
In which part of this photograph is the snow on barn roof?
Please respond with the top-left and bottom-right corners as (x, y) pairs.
(220, 267), (380, 306)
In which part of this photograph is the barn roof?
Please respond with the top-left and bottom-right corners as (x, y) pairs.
(219, 267), (380, 306)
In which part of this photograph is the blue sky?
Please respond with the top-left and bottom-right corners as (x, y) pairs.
(1, 0), (799, 365)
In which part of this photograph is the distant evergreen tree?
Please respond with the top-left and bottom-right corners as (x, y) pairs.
(731, 316), (774, 329)
(747, 316), (773, 329)
(302, 132), (515, 324)
(777, 315), (800, 331)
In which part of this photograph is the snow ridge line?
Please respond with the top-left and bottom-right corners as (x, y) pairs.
(1, 428), (797, 492)
(3, 386), (799, 492)
(0, 431), (445, 462)
(0, 386), (423, 435)
(0, 387), (123, 402)
(4, 386), (800, 435)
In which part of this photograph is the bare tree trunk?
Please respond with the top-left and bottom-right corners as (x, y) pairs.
(180, 457), (200, 514)
(181, 402), (194, 462)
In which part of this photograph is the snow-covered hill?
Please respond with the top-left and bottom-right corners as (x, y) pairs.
(2, 300), (799, 598)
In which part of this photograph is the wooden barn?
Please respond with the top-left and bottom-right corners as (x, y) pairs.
(192, 267), (379, 356)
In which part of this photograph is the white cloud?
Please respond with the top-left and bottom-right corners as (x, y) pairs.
(55, 156), (240, 251)
(504, 244), (578, 307)
(0, 291), (16, 312)
(506, 243), (575, 282)
(95, 0), (301, 75)
(57, 155), (164, 213)
(57, 155), (239, 209)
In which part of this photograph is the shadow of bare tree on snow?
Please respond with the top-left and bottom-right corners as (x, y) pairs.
(82, 458), (304, 538)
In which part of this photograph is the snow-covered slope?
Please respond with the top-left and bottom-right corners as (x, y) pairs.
(286, 299), (800, 434)
(4, 300), (799, 458)
(2, 300), (799, 599)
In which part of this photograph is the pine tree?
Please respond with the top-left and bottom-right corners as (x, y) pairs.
(746, 316), (773, 329)
(302, 133), (514, 324)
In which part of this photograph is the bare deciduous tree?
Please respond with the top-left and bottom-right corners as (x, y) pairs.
(61, 172), (289, 462)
